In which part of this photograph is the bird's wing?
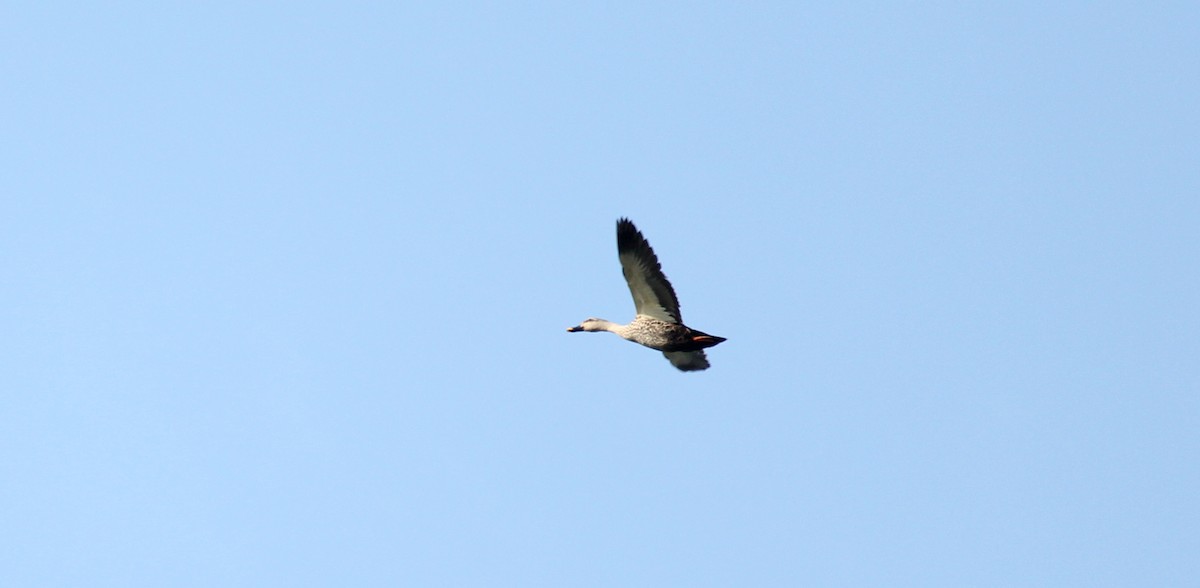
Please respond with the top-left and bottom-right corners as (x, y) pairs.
(663, 350), (710, 371)
(617, 218), (682, 323)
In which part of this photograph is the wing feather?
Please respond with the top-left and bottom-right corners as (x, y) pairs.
(616, 218), (683, 323)
(663, 350), (710, 371)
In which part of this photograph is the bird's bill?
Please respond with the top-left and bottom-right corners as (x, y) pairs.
(567, 325), (584, 332)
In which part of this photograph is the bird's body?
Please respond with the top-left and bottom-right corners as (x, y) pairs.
(568, 218), (726, 371)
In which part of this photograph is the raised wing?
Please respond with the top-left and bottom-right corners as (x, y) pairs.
(616, 218), (682, 323)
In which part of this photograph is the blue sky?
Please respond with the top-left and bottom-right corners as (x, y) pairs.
(3, 2), (1197, 585)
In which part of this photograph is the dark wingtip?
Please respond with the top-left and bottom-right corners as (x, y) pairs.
(616, 218), (642, 253)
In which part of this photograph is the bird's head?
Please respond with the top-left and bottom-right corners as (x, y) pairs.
(566, 318), (608, 332)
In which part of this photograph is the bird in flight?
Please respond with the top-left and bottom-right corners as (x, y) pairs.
(568, 218), (726, 371)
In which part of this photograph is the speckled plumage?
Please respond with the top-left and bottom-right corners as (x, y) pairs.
(568, 218), (726, 372)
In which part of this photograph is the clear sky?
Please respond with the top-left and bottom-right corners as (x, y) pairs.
(3, 2), (1197, 586)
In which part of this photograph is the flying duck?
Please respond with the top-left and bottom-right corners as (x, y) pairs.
(568, 218), (726, 371)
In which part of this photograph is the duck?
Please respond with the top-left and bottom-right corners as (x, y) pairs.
(568, 218), (726, 371)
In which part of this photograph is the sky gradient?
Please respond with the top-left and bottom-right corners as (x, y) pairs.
(3, 2), (1198, 586)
